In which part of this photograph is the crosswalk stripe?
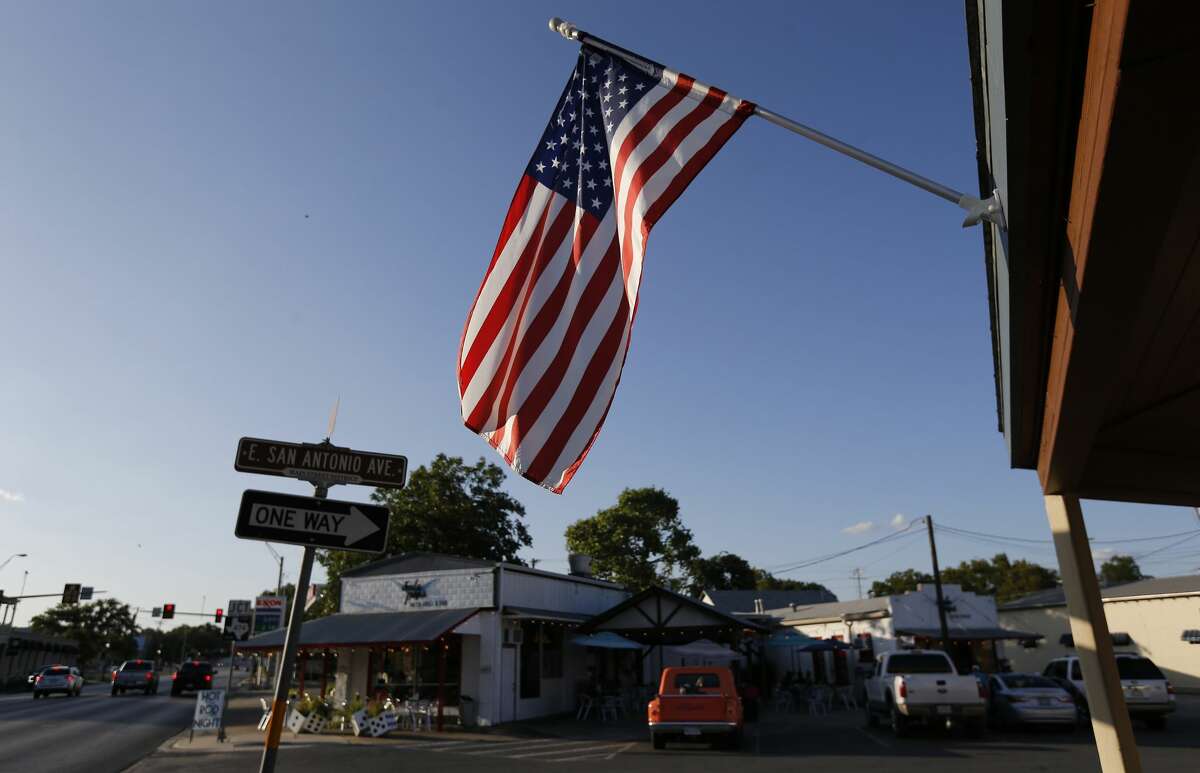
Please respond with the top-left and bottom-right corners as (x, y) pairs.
(458, 739), (560, 754)
(506, 742), (629, 759)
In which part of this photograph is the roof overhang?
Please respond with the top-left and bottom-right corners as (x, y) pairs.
(238, 608), (480, 651)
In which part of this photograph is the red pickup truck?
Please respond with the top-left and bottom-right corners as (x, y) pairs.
(647, 666), (743, 750)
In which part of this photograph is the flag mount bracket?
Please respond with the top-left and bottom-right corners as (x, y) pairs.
(547, 17), (1007, 232)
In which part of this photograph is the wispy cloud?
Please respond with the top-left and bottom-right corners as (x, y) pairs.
(843, 521), (876, 536)
(0, 489), (23, 504)
(1091, 547), (1116, 561)
(890, 514), (907, 530)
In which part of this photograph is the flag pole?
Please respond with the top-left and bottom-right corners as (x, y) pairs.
(548, 18), (1005, 230)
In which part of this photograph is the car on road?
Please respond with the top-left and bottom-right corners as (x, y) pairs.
(32, 665), (83, 698)
(648, 666), (743, 750)
(25, 667), (51, 691)
(111, 659), (159, 696)
(1042, 654), (1175, 728)
(865, 650), (986, 737)
(987, 673), (1078, 729)
(170, 660), (214, 696)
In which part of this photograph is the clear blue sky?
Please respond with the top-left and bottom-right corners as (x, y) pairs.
(3, 1), (1197, 628)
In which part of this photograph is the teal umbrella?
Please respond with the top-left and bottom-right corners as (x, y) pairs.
(766, 629), (817, 648)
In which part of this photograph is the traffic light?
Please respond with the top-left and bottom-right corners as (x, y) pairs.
(162, 603), (175, 620)
(62, 584), (81, 605)
(214, 608), (223, 623)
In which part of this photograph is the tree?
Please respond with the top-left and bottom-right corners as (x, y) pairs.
(1099, 555), (1146, 585)
(753, 571), (834, 596)
(687, 552), (758, 596)
(30, 598), (138, 666)
(868, 554), (1058, 603)
(140, 623), (226, 662)
(312, 454), (531, 617)
(565, 487), (700, 592)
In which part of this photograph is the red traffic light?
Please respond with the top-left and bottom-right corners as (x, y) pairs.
(214, 608), (223, 623)
(162, 603), (175, 619)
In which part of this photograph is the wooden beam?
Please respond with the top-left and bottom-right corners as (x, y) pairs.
(1045, 495), (1141, 773)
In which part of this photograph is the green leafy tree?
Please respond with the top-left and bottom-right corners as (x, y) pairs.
(687, 552), (758, 596)
(1099, 555), (1146, 585)
(141, 623), (227, 662)
(30, 598), (138, 666)
(753, 571), (834, 596)
(869, 569), (933, 597)
(565, 487), (700, 592)
(869, 554), (1058, 603)
(313, 454), (531, 617)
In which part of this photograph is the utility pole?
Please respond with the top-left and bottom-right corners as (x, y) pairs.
(925, 515), (952, 653)
(852, 568), (864, 600)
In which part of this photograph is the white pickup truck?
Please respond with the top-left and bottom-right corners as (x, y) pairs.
(865, 650), (986, 737)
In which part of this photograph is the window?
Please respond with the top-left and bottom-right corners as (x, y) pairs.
(1000, 675), (1058, 690)
(1070, 661), (1082, 681)
(542, 624), (563, 679)
(673, 673), (721, 693)
(886, 655), (952, 674)
(519, 621), (541, 699)
(1116, 657), (1163, 680)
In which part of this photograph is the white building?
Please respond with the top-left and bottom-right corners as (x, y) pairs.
(244, 552), (628, 726)
(997, 575), (1200, 691)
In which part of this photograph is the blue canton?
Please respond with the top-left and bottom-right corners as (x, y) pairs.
(527, 46), (660, 219)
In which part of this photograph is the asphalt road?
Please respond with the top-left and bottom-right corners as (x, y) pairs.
(127, 694), (1199, 773)
(0, 669), (231, 773)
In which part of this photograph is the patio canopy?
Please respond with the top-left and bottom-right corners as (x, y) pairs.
(570, 632), (643, 650)
(578, 585), (768, 646)
(897, 626), (1044, 642)
(239, 608), (480, 651)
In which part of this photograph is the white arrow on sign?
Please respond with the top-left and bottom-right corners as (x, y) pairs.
(247, 502), (381, 547)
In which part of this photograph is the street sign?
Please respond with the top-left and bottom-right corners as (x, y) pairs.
(223, 598), (252, 641)
(80, 586), (94, 601)
(192, 689), (225, 732)
(229, 599), (252, 616)
(234, 437), (408, 489)
(253, 595), (286, 636)
(235, 490), (390, 553)
(152, 607), (162, 618)
(62, 584), (81, 605)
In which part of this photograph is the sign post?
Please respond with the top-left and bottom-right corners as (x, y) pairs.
(219, 599), (252, 743)
(235, 437), (403, 773)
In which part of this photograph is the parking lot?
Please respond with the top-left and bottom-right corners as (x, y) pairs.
(128, 694), (1199, 773)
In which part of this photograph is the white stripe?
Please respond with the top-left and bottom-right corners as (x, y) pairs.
(545, 319), (630, 491)
(504, 266), (627, 476)
(460, 191), (568, 421)
(460, 184), (560, 369)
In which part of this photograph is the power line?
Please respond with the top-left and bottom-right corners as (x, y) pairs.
(1134, 531), (1200, 561)
(770, 519), (923, 575)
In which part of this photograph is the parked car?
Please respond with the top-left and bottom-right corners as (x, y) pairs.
(1042, 654), (1175, 728)
(647, 666), (743, 750)
(987, 673), (1078, 729)
(864, 650), (986, 737)
(111, 659), (159, 696)
(32, 665), (83, 698)
(170, 660), (214, 696)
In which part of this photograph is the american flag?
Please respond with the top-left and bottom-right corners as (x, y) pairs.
(459, 45), (753, 492)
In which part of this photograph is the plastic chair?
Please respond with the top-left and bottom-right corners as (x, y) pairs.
(837, 686), (858, 710)
(600, 695), (621, 721)
(773, 690), (794, 713)
(806, 687), (829, 716)
(576, 694), (594, 720)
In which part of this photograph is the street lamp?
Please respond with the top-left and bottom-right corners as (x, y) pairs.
(0, 553), (27, 573)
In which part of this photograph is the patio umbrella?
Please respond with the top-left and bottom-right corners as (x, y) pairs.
(766, 629), (818, 648)
(669, 639), (738, 659)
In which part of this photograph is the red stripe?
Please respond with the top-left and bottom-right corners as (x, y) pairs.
(458, 175), (538, 381)
(525, 292), (631, 484)
(464, 199), (579, 431)
(497, 235), (621, 455)
(618, 85), (725, 281)
(639, 102), (754, 235)
(611, 75), (695, 204)
(491, 211), (602, 429)
(458, 188), (557, 398)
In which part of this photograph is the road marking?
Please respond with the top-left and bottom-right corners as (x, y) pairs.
(856, 727), (892, 749)
(537, 742), (635, 762)
(452, 739), (556, 754)
(507, 742), (630, 759)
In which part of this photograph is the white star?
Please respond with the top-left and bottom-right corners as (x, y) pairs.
(572, 140), (581, 150)
(535, 162), (546, 173)
(565, 93), (573, 103)
(590, 76), (597, 83)
(589, 125), (599, 136)
(634, 82), (645, 91)
(603, 177), (611, 187)
(582, 160), (592, 172)
(585, 107), (594, 118)
(619, 100), (627, 109)
(605, 65), (613, 74)
(605, 80), (612, 89)
(559, 134), (568, 145)
(557, 116), (565, 127)
(606, 122), (614, 131)
(604, 108), (613, 118)
(569, 112), (576, 121)
(618, 73), (627, 82)
(598, 159), (608, 170)
(573, 70), (580, 80)
(562, 178), (572, 189)
(550, 157), (560, 168)
(618, 86), (627, 95)
(593, 142), (603, 152)
(591, 197), (602, 208)
(602, 93), (611, 103)
(586, 178), (596, 190)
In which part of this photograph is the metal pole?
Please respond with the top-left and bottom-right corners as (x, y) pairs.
(925, 515), (951, 653)
(259, 485), (323, 773)
(219, 640), (236, 743)
(546, 17), (1005, 230)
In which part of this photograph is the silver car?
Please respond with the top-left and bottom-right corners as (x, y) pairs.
(32, 665), (84, 698)
(987, 673), (1077, 728)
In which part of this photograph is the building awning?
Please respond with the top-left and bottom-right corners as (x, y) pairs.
(504, 606), (592, 624)
(578, 585), (768, 646)
(570, 632), (643, 650)
(896, 627), (1044, 641)
(1183, 630), (1200, 644)
(238, 608), (480, 651)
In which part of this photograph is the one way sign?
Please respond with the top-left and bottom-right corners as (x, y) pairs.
(235, 490), (390, 554)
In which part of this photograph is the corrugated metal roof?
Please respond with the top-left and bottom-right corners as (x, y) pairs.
(896, 626), (1043, 641)
(239, 608), (480, 650)
(703, 588), (837, 614)
(999, 574), (1200, 610)
(768, 596), (890, 623)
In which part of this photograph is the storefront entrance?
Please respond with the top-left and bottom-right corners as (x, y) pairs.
(368, 635), (462, 706)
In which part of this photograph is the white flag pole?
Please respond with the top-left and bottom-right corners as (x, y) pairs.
(548, 18), (1005, 230)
